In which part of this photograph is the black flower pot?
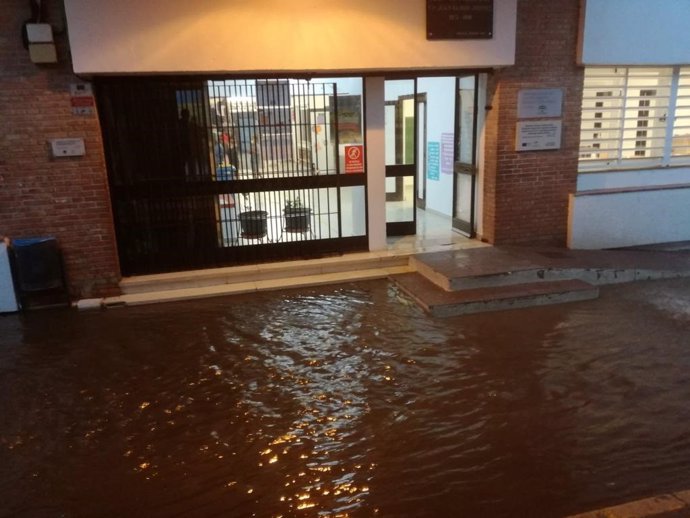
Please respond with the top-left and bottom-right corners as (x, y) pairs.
(239, 210), (268, 239)
(283, 207), (312, 233)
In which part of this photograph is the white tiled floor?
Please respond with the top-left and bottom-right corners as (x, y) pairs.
(386, 208), (482, 253)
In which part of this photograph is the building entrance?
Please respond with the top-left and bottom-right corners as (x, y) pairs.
(384, 75), (480, 240)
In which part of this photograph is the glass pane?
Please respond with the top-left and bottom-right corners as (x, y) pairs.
(385, 176), (415, 223)
(320, 77), (365, 174)
(454, 173), (472, 222)
(417, 102), (426, 199)
(385, 80), (415, 166)
(457, 76), (476, 164)
(340, 186), (366, 237)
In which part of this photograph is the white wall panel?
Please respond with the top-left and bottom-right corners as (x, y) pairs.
(568, 185), (690, 249)
(580, 0), (690, 65)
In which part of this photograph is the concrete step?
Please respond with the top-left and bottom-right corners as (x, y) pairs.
(390, 272), (599, 317)
(411, 250), (551, 291)
(412, 246), (690, 292)
(108, 265), (413, 307)
(102, 256), (414, 307)
(120, 253), (412, 295)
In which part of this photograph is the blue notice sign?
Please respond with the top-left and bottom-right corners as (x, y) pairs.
(427, 141), (440, 181)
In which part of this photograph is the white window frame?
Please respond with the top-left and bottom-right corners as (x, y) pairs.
(579, 66), (690, 172)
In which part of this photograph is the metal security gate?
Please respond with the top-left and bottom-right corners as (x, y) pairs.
(97, 78), (367, 275)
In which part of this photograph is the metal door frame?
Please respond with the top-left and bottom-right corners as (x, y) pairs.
(452, 74), (480, 237)
(385, 79), (418, 236)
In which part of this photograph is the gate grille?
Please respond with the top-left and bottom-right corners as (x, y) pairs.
(97, 78), (367, 275)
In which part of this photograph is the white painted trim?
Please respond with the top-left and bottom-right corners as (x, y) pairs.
(365, 77), (387, 251)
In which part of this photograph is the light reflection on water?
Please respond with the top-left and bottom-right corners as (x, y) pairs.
(1, 278), (690, 517)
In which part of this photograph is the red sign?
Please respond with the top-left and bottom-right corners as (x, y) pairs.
(70, 96), (95, 107)
(344, 145), (364, 174)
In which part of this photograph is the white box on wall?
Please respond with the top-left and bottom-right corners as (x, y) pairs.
(0, 243), (19, 313)
(26, 23), (54, 43)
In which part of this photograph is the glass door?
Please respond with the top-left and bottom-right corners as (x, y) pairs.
(385, 79), (417, 236)
(416, 98), (427, 209)
(453, 75), (479, 236)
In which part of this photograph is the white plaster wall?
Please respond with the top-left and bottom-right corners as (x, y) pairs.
(580, 0), (690, 65)
(64, 0), (516, 74)
(568, 186), (690, 249)
(366, 77), (386, 251)
(418, 77), (456, 217)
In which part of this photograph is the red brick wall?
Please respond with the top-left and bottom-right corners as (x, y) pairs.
(0, 1), (120, 298)
(482, 0), (583, 246)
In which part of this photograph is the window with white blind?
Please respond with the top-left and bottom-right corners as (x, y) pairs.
(579, 67), (690, 172)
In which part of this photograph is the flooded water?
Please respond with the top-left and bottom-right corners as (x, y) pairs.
(1, 278), (690, 518)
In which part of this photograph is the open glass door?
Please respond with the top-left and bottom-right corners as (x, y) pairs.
(453, 75), (479, 236)
(385, 79), (417, 236)
(416, 97), (427, 210)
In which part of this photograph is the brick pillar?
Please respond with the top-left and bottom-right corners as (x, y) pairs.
(0, 0), (121, 298)
(482, 0), (584, 246)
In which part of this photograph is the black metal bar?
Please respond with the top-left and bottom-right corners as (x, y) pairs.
(97, 77), (368, 275)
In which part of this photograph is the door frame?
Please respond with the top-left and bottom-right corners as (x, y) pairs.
(415, 95), (428, 210)
(452, 74), (480, 237)
(385, 79), (419, 237)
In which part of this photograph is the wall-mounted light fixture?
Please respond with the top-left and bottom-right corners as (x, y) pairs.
(21, 0), (57, 64)
(26, 22), (57, 63)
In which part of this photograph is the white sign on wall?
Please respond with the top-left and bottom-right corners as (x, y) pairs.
(50, 138), (86, 157)
(516, 120), (562, 151)
(517, 88), (563, 119)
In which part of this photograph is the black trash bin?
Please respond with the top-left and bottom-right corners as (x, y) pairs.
(9, 237), (69, 310)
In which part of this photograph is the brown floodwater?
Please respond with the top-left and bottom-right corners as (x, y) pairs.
(1, 277), (690, 518)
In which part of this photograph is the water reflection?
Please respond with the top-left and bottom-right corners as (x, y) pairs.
(220, 292), (378, 516)
(1, 278), (690, 517)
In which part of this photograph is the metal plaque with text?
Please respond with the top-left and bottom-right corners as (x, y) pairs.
(427, 0), (493, 40)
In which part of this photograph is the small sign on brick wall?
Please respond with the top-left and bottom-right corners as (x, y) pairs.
(70, 83), (95, 116)
(516, 87), (564, 151)
(50, 138), (86, 157)
(517, 88), (563, 119)
(516, 121), (562, 151)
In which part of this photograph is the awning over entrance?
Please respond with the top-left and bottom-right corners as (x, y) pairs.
(63, 0), (516, 75)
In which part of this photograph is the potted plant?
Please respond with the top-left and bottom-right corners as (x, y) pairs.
(238, 199), (268, 239)
(283, 196), (312, 233)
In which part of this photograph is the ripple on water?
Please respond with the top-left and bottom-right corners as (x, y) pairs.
(2, 279), (690, 517)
